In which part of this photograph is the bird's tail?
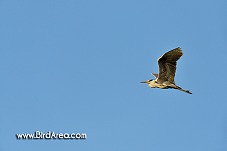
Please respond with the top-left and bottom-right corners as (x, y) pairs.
(172, 85), (192, 94)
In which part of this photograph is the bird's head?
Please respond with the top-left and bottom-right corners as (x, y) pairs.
(140, 79), (157, 88)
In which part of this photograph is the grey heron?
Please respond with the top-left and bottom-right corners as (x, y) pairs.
(140, 47), (192, 94)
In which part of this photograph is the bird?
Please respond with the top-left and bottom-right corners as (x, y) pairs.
(140, 47), (192, 94)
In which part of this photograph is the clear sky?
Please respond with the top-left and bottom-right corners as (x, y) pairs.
(1, 0), (227, 151)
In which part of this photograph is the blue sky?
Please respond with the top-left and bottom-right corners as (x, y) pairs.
(0, 0), (227, 150)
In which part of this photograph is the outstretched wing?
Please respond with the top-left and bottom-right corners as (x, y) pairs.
(157, 47), (183, 83)
(152, 73), (158, 78)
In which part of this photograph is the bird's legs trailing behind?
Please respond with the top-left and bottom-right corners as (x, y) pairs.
(168, 84), (192, 94)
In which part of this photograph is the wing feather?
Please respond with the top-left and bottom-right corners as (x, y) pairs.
(157, 47), (183, 83)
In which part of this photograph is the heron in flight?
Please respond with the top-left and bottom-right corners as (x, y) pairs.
(140, 47), (192, 94)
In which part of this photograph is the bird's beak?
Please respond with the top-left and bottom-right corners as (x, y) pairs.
(140, 81), (147, 83)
